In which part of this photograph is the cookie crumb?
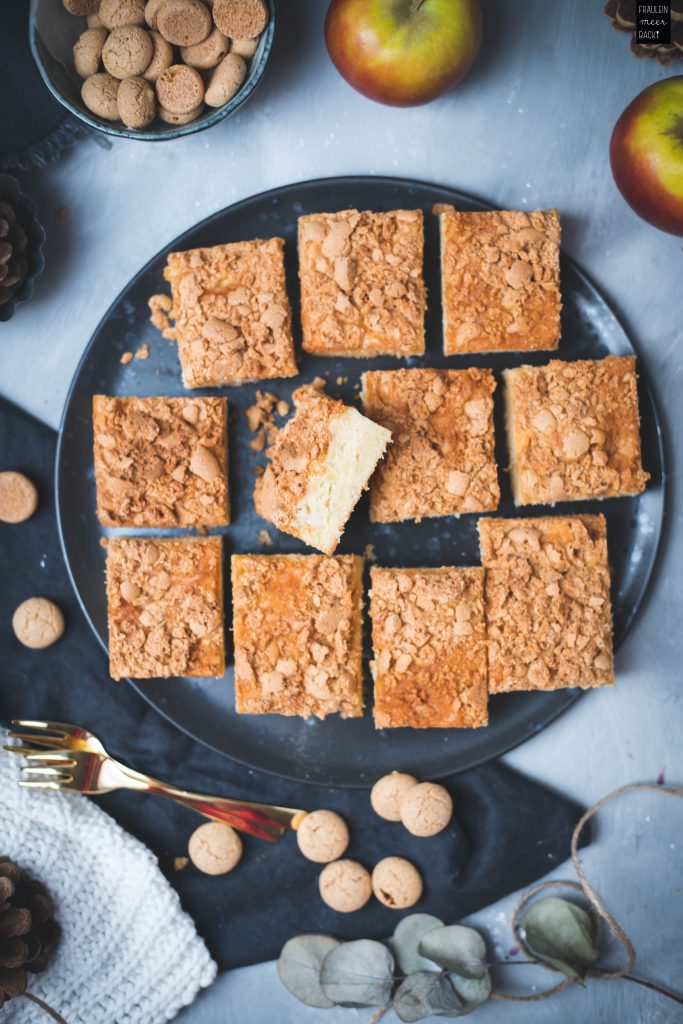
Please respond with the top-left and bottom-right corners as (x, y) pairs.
(173, 856), (189, 871)
(148, 292), (176, 339)
(258, 528), (273, 546)
(120, 351), (133, 364)
(363, 543), (376, 563)
(135, 343), (149, 360)
(58, 206), (69, 219)
(276, 399), (290, 418)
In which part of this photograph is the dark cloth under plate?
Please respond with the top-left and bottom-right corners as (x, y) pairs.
(0, 398), (588, 970)
(1, 0), (89, 171)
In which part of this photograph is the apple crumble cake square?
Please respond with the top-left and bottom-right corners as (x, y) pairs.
(370, 566), (488, 729)
(231, 554), (364, 719)
(106, 536), (224, 680)
(93, 395), (229, 528)
(436, 206), (561, 354)
(159, 238), (297, 386)
(504, 355), (649, 505)
(298, 209), (426, 357)
(361, 367), (499, 522)
(479, 515), (614, 693)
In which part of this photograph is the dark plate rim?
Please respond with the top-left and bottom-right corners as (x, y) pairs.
(29, 0), (275, 143)
(55, 174), (667, 788)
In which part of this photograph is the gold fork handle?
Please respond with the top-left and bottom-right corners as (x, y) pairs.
(115, 764), (305, 841)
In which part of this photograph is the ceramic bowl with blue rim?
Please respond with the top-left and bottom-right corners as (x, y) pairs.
(29, 0), (274, 142)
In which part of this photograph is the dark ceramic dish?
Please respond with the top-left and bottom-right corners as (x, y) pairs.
(29, 0), (274, 142)
(56, 176), (666, 787)
(0, 173), (46, 323)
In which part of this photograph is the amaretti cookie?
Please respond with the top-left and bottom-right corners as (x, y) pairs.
(93, 395), (229, 527)
(231, 554), (364, 719)
(479, 515), (614, 693)
(159, 238), (297, 386)
(370, 566), (488, 729)
(436, 206), (561, 354)
(106, 536), (224, 679)
(298, 209), (426, 358)
(361, 367), (499, 522)
(504, 355), (649, 505)
(254, 384), (391, 555)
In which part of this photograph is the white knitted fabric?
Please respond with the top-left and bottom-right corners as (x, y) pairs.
(0, 744), (217, 1023)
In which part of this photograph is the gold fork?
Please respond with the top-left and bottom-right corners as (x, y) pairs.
(6, 720), (306, 842)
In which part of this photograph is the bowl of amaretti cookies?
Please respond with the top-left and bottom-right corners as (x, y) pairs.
(30, 0), (274, 140)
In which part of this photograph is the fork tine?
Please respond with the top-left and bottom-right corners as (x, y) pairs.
(7, 729), (69, 748)
(12, 719), (82, 736)
(20, 766), (74, 781)
(3, 743), (57, 756)
(18, 780), (64, 790)
(17, 752), (78, 766)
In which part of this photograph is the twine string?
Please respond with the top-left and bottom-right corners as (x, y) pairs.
(493, 783), (683, 1003)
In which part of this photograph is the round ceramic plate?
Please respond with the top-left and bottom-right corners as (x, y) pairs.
(56, 176), (665, 787)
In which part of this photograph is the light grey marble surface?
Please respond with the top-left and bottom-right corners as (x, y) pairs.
(3, 1), (682, 1021)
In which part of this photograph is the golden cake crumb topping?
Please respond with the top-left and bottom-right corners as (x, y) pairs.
(107, 537), (224, 680)
(362, 368), (499, 522)
(437, 206), (561, 354)
(479, 515), (614, 693)
(159, 238), (297, 386)
(298, 209), (426, 357)
(254, 384), (335, 532)
(93, 395), (229, 527)
(370, 567), (488, 729)
(231, 554), (363, 719)
(504, 355), (649, 505)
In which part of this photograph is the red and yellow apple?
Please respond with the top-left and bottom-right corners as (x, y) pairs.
(325, 0), (482, 108)
(610, 76), (683, 236)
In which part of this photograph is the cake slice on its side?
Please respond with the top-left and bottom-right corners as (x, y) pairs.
(254, 383), (392, 555)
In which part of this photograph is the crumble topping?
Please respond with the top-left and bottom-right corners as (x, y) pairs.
(504, 355), (649, 504)
(479, 515), (614, 693)
(107, 537), (224, 680)
(371, 567), (488, 729)
(93, 395), (229, 528)
(231, 554), (363, 718)
(362, 368), (499, 522)
(298, 209), (426, 357)
(254, 385), (336, 533)
(158, 238), (297, 386)
(437, 206), (561, 354)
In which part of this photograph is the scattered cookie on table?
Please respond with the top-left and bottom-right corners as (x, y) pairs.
(319, 860), (372, 913)
(296, 810), (349, 864)
(371, 857), (423, 909)
(0, 471), (38, 524)
(400, 782), (453, 837)
(188, 821), (243, 875)
(12, 598), (65, 650)
(370, 771), (418, 822)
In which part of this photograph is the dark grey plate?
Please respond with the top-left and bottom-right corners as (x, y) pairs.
(56, 176), (665, 787)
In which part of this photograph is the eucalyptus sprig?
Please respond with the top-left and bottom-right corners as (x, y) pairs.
(277, 782), (683, 1019)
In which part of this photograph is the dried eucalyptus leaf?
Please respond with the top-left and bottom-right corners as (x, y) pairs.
(418, 925), (487, 979)
(448, 969), (492, 1009)
(521, 896), (600, 983)
(391, 913), (445, 974)
(393, 971), (465, 1022)
(320, 939), (395, 1007)
(277, 934), (340, 1008)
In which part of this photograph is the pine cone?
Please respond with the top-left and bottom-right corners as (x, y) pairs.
(604, 0), (683, 63)
(0, 201), (29, 309)
(0, 858), (60, 1010)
